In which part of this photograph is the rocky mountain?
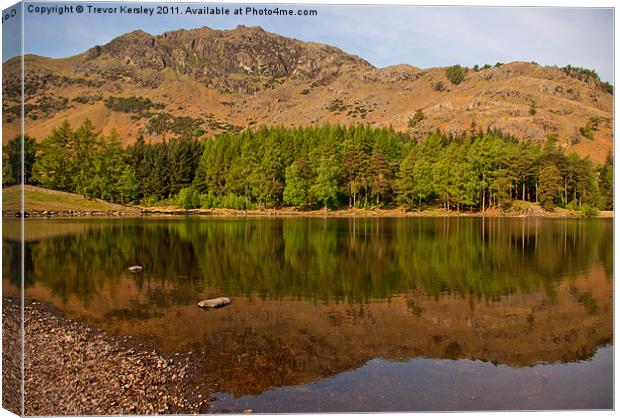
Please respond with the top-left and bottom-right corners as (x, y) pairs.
(2, 25), (613, 162)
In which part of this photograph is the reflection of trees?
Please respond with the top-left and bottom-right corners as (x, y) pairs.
(194, 218), (611, 303)
(11, 220), (205, 307)
(10, 218), (613, 308)
(392, 218), (613, 298)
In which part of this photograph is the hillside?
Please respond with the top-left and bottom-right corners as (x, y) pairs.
(2, 25), (613, 162)
(2, 185), (140, 214)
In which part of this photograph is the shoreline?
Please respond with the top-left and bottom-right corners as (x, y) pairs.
(139, 206), (614, 219)
(3, 297), (212, 415)
(4, 206), (614, 219)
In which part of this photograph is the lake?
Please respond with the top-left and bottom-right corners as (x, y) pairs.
(3, 216), (613, 411)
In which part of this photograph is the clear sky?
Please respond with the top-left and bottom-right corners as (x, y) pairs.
(2, 2), (614, 82)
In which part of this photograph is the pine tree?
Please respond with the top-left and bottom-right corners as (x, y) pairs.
(396, 134), (440, 210)
(310, 158), (339, 210)
(368, 151), (392, 206)
(283, 162), (307, 207)
(130, 135), (147, 198)
(538, 164), (563, 209)
(598, 152), (613, 210)
(116, 165), (138, 204)
(3, 135), (38, 186)
(341, 140), (365, 207)
(32, 120), (76, 191)
(94, 129), (125, 201)
(72, 119), (99, 197)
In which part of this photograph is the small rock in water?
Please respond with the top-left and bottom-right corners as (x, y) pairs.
(197, 297), (232, 309)
(128, 265), (143, 273)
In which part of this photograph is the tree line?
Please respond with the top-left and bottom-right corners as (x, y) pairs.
(2, 119), (613, 213)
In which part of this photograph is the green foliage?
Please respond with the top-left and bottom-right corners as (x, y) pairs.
(2, 158), (15, 185)
(33, 120), (98, 196)
(567, 199), (579, 212)
(283, 162), (307, 207)
(176, 187), (201, 209)
(580, 125), (593, 140)
(433, 81), (445, 92)
(72, 95), (102, 104)
(191, 127), (205, 137)
(529, 103), (537, 116)
(130, 135), (203, 199)
(408, 109), (425, 128)
(6, 97), (69, 121)
(104, 96), (164, 117)
(579, 117), (600, 140)
(143, 195), (162, 207)
(199, 192), (217, 209)
(598, 153), (613, 210)
(445, 65), (465, 86)
(472, 64), (479, 72)
(219, 193), (248, 210)
(394, 131), (605, 213)
(20, 121), (610, 214)
(310, 158), (340, 209)
(562, 65), (600, 83)
(588, 116), (601, 130)
(192, 125), (403, 209)
(562, 65), (613, 94)
(146, 112), (204, 135)
(196, 192), (247, 210)
(326, 99), (348, 113)
(116, 166), (138, 204)
(396, 134), (439, 210)
(32, 121), (133, 202)
(3, 135), (38, 186)
(538, 164), (563, 210)
(580, 204), (600, 217)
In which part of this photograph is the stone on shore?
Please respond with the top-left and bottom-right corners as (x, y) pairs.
(197, 297), (232, 309)
(522, 205), (545, 217)
(128, 265), (143, 273)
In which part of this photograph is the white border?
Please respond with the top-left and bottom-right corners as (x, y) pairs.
(0, 1), (615, 418)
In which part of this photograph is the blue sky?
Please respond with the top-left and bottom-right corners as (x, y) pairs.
(3, 2), (614, 82)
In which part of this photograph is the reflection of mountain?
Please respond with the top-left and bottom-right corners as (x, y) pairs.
(3, 217), (613, 397)
(16, 269), (612, 398)
(176, 270), (612, 397)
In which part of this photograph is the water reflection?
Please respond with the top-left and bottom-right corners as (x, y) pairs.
(2, 217), (613, 409)
(213, 346), (614, 412)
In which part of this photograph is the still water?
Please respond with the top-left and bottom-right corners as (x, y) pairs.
(3, 217), (613, 411)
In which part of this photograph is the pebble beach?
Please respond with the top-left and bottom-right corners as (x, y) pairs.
(3, 298), (212, 415)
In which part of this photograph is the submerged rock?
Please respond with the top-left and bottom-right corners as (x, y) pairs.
(197, 297), (231, 309)
(127, 265), (143, 273)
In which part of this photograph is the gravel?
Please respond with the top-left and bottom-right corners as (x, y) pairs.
(2, 297), (22, 415)
(3, 298), (212, 415)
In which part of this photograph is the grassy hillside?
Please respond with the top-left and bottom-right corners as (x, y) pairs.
(2, 185), (140, 213)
